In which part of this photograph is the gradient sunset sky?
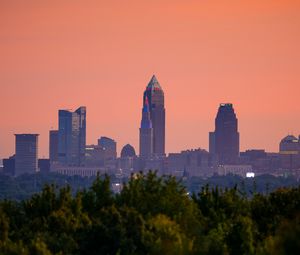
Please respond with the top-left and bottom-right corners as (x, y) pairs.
(1, 0), (300, 159)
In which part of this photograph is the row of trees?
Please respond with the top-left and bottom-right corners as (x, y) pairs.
(0, 173), (95, 201)
(0, 171), (299, 254)
(0, 172), (298, 201)
(187, 173), (299, 195)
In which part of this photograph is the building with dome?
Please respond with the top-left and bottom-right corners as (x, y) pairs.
(279, 135), (300, 170)
(119, 144), (137, 176)
(279, 135), (299, 154)
(121, 144), (136, 158)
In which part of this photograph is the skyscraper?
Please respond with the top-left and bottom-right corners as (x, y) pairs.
(49, 130), (58, 163)
(141, 75), (165, 156)
(58, 106), (86, 166)
(139, 96), (153, 158)
(15, 134), (39, 176)
(209, 103), (239, 164)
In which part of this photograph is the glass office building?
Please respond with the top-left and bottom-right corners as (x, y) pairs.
(58, 106), (86, 166)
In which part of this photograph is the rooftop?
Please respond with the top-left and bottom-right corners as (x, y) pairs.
(146, 75), (162, 90)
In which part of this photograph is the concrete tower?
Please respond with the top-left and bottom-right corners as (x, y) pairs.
(139, 96), (153, 158)
(142, 75), (165, 156)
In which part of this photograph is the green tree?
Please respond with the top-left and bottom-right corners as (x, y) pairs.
(118, 171), (202, 244)
(81, 175), (114, 216)
(225, 216), (255, 255)
(29, 238), (52, 255)
(146, 214), (192, 255)
(260, 215), (300, 255)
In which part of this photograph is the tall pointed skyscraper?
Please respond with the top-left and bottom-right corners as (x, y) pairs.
(141, 75), (165, 156)
(139, 96), (153, 158)
(209, 103), (239, 164)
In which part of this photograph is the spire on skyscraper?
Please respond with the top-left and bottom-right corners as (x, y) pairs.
(147, 75), (162, 90)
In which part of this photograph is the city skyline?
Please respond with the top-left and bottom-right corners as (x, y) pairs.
(1, 73), (300, 159)
(1, 1), (300, 159)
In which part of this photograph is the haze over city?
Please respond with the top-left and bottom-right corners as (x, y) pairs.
(1, 0), (300, 159)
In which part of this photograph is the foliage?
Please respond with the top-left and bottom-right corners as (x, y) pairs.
(0, 171), (299, 254)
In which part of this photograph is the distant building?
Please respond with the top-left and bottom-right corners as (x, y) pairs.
(279, 135), (299, 153)
(143, 156), (166, 175)
(239, 149), (282, 175)
(58, 106), (86, 166)
(167, 153), (186, 177)
(38, 159), (50, 173)
(139, 96), (153, 158)
(240, 149), (267, 161)
(15, 134), (39, 176)
(240, 149), (267, 171)
(217, 165), (253, 177)
(209, 103), (239, 165)
(265, 153), (281, 174)
(98, 137), (117, 170)
(209, 132), (216, 154)
(98, 136), (117, 159)
(49, 130), (58, 163)
(142, 75), (165, 156)
(85, 145), (105, 167)
(51, 165), (106, 177)
(3, 155), (15, 176)
(167, 149), (217, 177)
(119, 144), (137, 176)
(121, 144), (136, 158)
(279, 135), (300, 170)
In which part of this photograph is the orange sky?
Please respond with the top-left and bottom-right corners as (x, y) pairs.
(1, 0), (300, 159)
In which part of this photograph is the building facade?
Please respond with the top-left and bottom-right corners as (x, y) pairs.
(98, 136), (117, 160)
(210, 103), (239, 165)
(58, 106), (86, 166)
(3, 155), (15, 176)
(119, 144), (138, 176)
(142, 75), (165, 156)
(15, 134), (39, 176)
(139, 96), (153, 158)
(49, 130), (58, 163)
(167, 149), (217, 177)
(279, 135), (300, 170)
(279, 135), (299, 153)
